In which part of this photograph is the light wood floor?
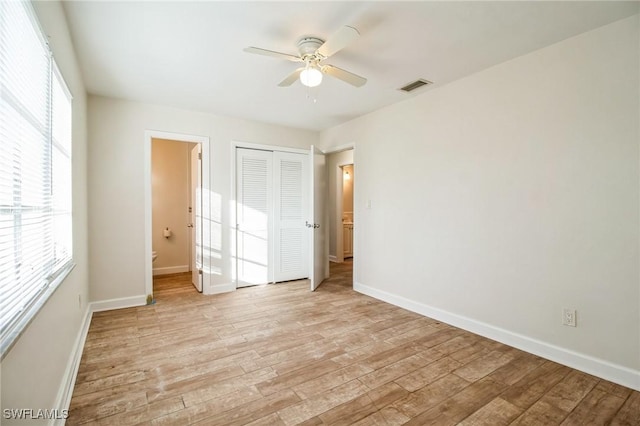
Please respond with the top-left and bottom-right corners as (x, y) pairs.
(68, 261), (639, 425)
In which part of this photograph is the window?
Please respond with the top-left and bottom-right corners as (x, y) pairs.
(0, 1), (74, 357)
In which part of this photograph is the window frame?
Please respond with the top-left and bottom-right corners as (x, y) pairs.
(0, 0), (75, 359)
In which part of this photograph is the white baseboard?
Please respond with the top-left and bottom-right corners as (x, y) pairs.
(329, 255), (338, 263)
(153, 265), (189, 276)
(206, 282), (236, 295)
(354, 281), (640, 392)
(90, 295), (148, 312)
(52, 305), (92, 426)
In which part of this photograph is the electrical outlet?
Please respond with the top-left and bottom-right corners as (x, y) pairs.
(562, 308), (576, 327)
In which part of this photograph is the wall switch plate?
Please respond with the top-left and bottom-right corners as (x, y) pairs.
(563, 308), (577, 327)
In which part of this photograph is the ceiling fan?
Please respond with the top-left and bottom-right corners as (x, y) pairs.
(244, 26), (367, 88)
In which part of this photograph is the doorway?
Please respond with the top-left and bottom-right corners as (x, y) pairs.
(326, 148), (355, 265)
(150, 139), (202, 292)
(144, 130), (210, 300)
(341, 164), (354, 260)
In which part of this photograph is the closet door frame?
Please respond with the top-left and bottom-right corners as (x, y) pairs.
(231, 141), (309, 288)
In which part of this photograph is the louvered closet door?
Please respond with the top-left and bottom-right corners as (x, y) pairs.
(236, 148), (273, 287)
(273, 152), (309, 282)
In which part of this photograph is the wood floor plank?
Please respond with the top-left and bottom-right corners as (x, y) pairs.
(510, 399), (569, 425)
(358, 353), (434, 390)
(317, 381), (410, 425)
(330, 341), (396, 367)
(500, 360), (572, 409)
(596, 380), (634, 400)
(149, 386), (262, 425)
(404, 377), (507, 425)
(181, 367), (276, 407)
(291, 363), (373, 399)
(353, 411), (394, 425)
(488, 352), (546, 386)
(316, 393), (377, 425)
(395, 355), (462, 392)
(511, 370), (599, 425)
(458, 397), (523, 425)
(243, 412), (286, 426)
(67, 390), (148, 424)
(389, 373), (471, 418)
(453, 347), (518, 382)
(190, 389), (300, 426)
(366, 381), (410, 409)
(276, 379), (369, 425)
(66, 264), (640, 425)
(610, 391), (640, 426)
(94, 396), (185, 426)
(256, 360), (342, 396)
(560, 386), (626, 425)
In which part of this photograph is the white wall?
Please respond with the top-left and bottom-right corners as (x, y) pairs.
(320, 16), (640, 387)
(151, 139), (194, 274)
(0, 1), (89, 423)
(88, 96), (318, 301)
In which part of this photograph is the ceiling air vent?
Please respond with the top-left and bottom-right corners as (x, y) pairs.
(399, 79), (432, 93)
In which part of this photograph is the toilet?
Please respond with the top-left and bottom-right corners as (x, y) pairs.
(152, 251), (158, 262)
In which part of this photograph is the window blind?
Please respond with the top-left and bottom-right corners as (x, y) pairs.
(0, 0), (73, 357)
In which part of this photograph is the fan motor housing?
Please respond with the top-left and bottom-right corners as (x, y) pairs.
(297, 37), (324, 58)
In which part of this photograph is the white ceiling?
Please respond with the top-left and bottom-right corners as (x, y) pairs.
(62, 1), (639, 131)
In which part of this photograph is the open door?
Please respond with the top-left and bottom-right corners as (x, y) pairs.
(309, 145), (327, 291)
(190, 144), (203, 292)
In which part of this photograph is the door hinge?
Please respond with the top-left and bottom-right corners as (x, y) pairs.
(198, 152), (202, 160)
(198, 269), (203, 275)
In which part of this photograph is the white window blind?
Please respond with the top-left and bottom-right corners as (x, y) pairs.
(0, 1), (73, 357)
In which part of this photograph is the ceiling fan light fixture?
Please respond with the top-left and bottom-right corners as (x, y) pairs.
(300, 65), (323, 87)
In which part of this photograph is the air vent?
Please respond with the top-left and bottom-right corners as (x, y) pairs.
(399, 79), (432, 93)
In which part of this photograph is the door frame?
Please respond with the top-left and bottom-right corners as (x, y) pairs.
(324, 143), (356, 286)
(144, 130), (210, 299)
(189, 144), (203, 292)
(230, 141), (309, 289)
(336, 162), (354, 263)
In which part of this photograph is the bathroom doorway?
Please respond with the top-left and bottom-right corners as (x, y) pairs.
(326, 148), (355, 274)
(341, 164), (354, 260)
(151, 138), (202, 293)
(144, 130), (211, 301)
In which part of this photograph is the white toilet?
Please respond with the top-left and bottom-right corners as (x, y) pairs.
(152, 251), (158, 262)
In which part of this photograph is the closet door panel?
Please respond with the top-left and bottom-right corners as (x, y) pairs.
(236, 148), (272, 286)
(274, 152), (309, 282)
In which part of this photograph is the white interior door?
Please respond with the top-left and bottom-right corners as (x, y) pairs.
(309, 145), (327, 291)
(274, 152), (309, 282)
(236, 148), (272, 287)
(190, 144), (202, 292)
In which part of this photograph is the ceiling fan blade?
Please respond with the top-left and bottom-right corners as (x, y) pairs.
(278, 68), (304, 87)
(243, 47), (302, 62)
(317, 26), (360, 58)
(322, 65), (367, 87)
